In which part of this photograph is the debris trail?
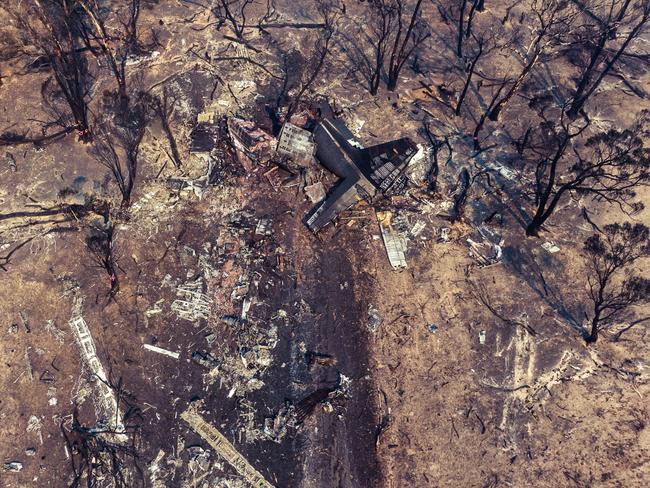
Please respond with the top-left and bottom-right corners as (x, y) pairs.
(180, 408), (275, 488)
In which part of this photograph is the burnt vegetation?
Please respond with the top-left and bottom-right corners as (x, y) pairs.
(9, 1), (93, 139)
(519, 109), (650, 236)
(365, 0), (430, 94)
(0, 1), (647, 325)
(1, 0), (650, 484)
(91, 90), (154, 208)
(583, 223), (650, 342)
(61, 376), (145, 488)
(0, 4), (647, 331)
(85, 203), (120, 296)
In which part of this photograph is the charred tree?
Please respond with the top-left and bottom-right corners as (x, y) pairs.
(567, 0), (650, 119)
(454, 26), (498, 125)
(366, 0), (429, 94)
(448, 167), (471, 222)
(526, 111), (650, 236)
(264, 49), (306, 135)
(3, 0), (93, 140)
(386, 0), (430, 91)
(91, 94), (152, 207)
(77, 0), (143, 106)
(472, 79), (507, 150)
(62, 377), (144, 487)
(91, 126), (135, 208)
(152, 86), (182, 168)
(285, 2), (339, 119)
(501, 0), (524, 25)
(514, 126), (532, 155)
(422, 121), (450, 192)
(465, 0), (485, 39)
(457, 0), (467, 57)
(583, 223), (650, 343)
(448, 0), (484, 58)
(488, 0), (577, 121)
(368, 1), (396, 95)
(455, 34), (485, 116)
(85, 204), (119, 295)
(213, 0), (256, 40)
(260, 1), (339, 131)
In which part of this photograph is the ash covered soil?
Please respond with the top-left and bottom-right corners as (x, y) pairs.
(0, 156), (380, 487)
(1, 1), (650, 488)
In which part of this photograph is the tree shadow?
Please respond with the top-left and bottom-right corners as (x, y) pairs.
(335, 24), (376, 91)
(501, 245), (585, 333)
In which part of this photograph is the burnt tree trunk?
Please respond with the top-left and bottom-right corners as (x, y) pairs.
(488, 51), (539, 121)
(455, 39), (483, 116)
(386, 0), (428, 92)
(465, 0), (483, 38)
(449, 167), (471, 222)
(525, 126), (574, 236)
(585, 308), (601, 343)
(526, 185), (568, 236)
(457, 0), (467, 58)
(473, 82), (507, 150)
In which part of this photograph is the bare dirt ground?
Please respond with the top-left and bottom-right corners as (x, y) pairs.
(1, 1), (650, 488)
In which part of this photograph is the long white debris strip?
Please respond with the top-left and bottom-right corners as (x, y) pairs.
(181, 408), (275, 488)
(69, 313), (127, 441)
(143, 344), (180, 359)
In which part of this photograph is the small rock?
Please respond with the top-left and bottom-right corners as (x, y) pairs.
(25, 448), (36, 456)
(367, 304), (383, 333)
(60, 192), (86, 206)
(427, 324), (439, 334)
(4, 461), (23, 472)
(542, 241), (560, 253)
(5, 152), (17, 172)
